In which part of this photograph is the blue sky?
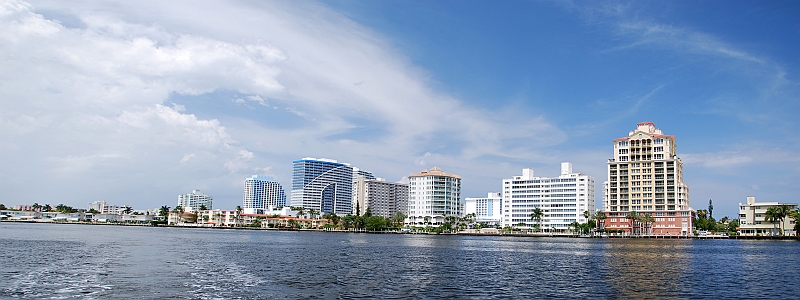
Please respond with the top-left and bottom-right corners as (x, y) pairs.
(1, 0), (798, 219)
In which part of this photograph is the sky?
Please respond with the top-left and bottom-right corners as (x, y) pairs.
(1, 0), (798, 219)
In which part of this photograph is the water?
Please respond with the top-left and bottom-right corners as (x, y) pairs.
(1, 222), (798, 299)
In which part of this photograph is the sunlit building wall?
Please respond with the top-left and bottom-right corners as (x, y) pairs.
(406, 167), (462, 226)
(603, 122), (693, 236)
(738, 196), (798, 236)
(501, 163), (594, 231)
(353, 177), (408, 218)
(465, 192), (502, 225)
(242, 175), (286, 214)
(178, 190), (213, 211)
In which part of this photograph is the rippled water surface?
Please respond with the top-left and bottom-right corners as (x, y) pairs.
(1, 223), (798, 299)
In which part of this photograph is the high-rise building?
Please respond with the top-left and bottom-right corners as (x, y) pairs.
(465, 192), (502, 225)
(88, 200), (125, 214)
(603, 122), (692, 236)
(177, 189), (213, 211)
(291, 157), (370, 216)
(242, 175), (286, 214)
(501, 163), (594, 231)
(352, 177), (409, 218)
(406, 166), (462, 226)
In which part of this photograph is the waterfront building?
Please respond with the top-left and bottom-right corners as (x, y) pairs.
(88, 200), (125, 215)
(242, 175), (287, 214)
(291, 157), (371, 216)
(406, 166), (462, 226)
(501, 163), (594, 231)
(603, 122), (693, 236)
(465, 192), (502, 225)
(352, 177), (409, 218)
(738, 196), (798, 236)
(177, 189), (213, 211)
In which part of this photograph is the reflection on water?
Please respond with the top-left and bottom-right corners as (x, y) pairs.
(1, 223), (798, 299)
(604, 240), (692, 299)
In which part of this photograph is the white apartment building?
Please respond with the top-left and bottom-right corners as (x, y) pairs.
(353, 176), (408, 219)
(465, 192), (502, 225)
(177, 189), (213, 211)
(502, 162), (594, 231)
(406, 166), (462, 226)
(88, 200), (125, 215)
(603, 122), (693, 236)
(242, 175), (286, 214)
(739, 196), (798, 236)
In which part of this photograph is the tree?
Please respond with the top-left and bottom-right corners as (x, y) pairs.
(764, 207), (781, 236)
(625, 211), (640, 235)
(530, 208), (544, 231)
(123, 206), (133, 214)
(708, 199), (714, 219)
(640, 213), (655, 235)
(199, 204), (207, 210)
(789, 209), (800, 236)
(775, 205), (793, 236)
(365, 216), (387, 231)
(308, 208), (320, 220)
(594, 211), (607, 235)
(235, 206), (243, 227)
(391, 212), (407, 228)
(32, 203), (41, 212)
(88, 208), (99, 214)
(43, 204), (52, 212)
(0, 204), (5, 210)
(159, 206), (170, 219)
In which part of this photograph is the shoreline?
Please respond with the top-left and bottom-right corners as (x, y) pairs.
(2, 220), (797, 240)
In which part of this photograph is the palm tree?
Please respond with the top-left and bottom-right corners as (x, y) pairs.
(625, 211), (640, 236)
(530, 208), (544, 231)
(235, 205), (243, 227)
(199, 204), (207, 211)
(775, 205), (793, 236)
(43, 204), (52, 212)
(789, 209), (800, 236)
(32, 203), (41, 212)
(764, 207), (781, 236)
(158, 206), (170, 221)
(122, 206), (133, 214)
(640, 213), (655, 235)
(594, 211), (607, 235)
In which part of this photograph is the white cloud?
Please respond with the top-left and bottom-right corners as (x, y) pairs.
(0, 0), (566, 209)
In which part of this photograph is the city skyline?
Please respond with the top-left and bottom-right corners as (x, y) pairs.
(1, 0), (798, 219)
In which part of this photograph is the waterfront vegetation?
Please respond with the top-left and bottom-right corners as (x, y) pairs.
(4, 201), (800, 237)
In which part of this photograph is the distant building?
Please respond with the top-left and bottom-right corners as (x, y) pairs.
(406, 166), (462, 226)
(242, 175), (286, 214)
(465, 192), (502, 225)
(603, 122), (693, 236)
(502, 163), (594, 231)
(352, 177), (408, 219)
(177, 190), (213, 211)
(88, 200), (125, 215)
(738, 196), (798, 236)
(291, 157), (372, 216)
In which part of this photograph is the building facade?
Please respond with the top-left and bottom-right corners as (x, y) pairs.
(291, 157), (371, 216)
(352, 177), (408, 218)
(501, 163), (594, 231)
(242, 175), (286, 214)
(88, 200), (125, 214)
(738, 196), (798, 236)
(406, 166), (462, 226)
(465, 192), (502, 225)
(603, 122), (693, 236)
(177, 189), (213, 211)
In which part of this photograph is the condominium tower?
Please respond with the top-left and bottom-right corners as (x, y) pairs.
(352, 177), (409, 218)
(291, 157), (372, 216)
(242, 175), (286, 214)
(177, 189), (213, 211)
(603, 122), (692, 236)
(406, 167), (462, 226)
(501, 163), (594, 231)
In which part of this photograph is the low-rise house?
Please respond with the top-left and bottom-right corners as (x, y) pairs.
(738, 196), (798, 236)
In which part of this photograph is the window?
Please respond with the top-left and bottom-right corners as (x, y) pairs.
(619, 141), (628, 147)
(619, 149), (628, 154)
(654, 138), (664, 144)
